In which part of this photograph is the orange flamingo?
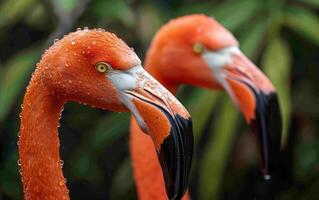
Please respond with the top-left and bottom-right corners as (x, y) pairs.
(130, 14), (282, 200)
(18, 29), (194, 199)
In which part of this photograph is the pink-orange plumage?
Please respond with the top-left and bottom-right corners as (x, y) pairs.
(19, 29), (193, 199)
(131, 14), (281, 200)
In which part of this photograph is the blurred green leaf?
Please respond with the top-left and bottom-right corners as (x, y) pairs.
(185, 89), (220, 144)
(0, 62), (3, 83)
(239, 17), (267, 60)
(92, 0), (135, 27)
(71, 151), (102, 181)
(211, 0), (261, 31)
(137, 4), (163, 46)
(298, 0), (319, 8)
(89, 113), (130, 151)
(296, 139), (319, 176)
(54, 0), (79, 12)
(110, 158), (136, 200)
(0, 0), (39, 28)
(262, 37), (291, 146)
(0, 151), (22, 199)
(199, 97), (238, 200)
(24, 3), (48, 29)
(70, 113), (130, 180)
(176, 2), (217, 15)
(284, 6), (319, 46)
(0, 47), (40, 122)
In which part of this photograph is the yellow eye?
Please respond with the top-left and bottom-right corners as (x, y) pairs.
(192, 43), (204, 54)
(95, 62), (111, 73)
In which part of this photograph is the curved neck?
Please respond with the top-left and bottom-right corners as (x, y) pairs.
(19, 76), (69, 200)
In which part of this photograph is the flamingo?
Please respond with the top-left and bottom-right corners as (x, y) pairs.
(18, 29), (194, 199)
(130, 14), (282, 200)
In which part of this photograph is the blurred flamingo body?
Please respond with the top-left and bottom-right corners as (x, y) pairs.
(130, 14), (282, 200)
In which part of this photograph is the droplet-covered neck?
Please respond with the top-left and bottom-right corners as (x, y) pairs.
(18, 75), (69, 200)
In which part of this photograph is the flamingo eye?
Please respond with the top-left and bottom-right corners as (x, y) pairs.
(192, 43), (204, 54)
(95, 62), (112, 73)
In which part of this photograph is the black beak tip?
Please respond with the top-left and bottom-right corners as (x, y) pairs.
(249, 91), (282, 177)
(157, 114), (194, 200)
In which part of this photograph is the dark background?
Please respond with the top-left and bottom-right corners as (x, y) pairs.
(0, 0), (318, 199)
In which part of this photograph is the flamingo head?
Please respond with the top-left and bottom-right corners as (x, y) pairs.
(37, 29), (193, 200)
(146, 14), (282, 179)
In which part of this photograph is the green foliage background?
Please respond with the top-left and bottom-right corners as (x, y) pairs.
(0, 0), (318, 199)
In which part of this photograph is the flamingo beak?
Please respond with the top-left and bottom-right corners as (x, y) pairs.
(108, 66), (193, 200)
(203, 47), (282, 179)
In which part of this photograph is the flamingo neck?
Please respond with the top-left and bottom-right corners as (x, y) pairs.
(19, 75), (69, 200)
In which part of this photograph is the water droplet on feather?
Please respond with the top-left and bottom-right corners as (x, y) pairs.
(59, 180), (65, 186)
